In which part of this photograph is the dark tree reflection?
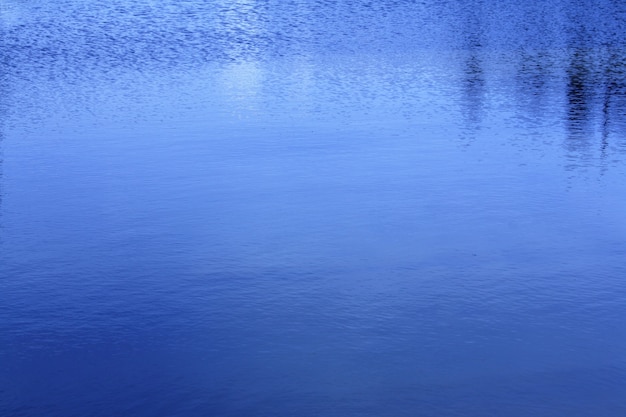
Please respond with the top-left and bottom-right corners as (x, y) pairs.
(561, 0), (626, 169)
(461, 54), (485, 129)
(456, 0), (486, 143)
(565, 48), (594, 146)
(563, 46), (626, 169)
(601, 52), (626, 155)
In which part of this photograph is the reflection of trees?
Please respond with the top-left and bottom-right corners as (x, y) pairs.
(563, 46), (626, 166)
(601, 53), (626, 156)
(448, 0), (626, 168)
(456, 0), (486, 143)
(461, 54), (485, 129)
(508, 19), (626, 169)
(562, 2), (626, 168)
(565, 48), (594, 151)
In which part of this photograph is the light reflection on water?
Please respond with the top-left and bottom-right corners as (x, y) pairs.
(1, 1), (626, 416)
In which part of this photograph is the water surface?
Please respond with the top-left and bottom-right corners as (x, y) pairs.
(1, 1), (626, 416)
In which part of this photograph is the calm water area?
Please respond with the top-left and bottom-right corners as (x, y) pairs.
(1, 0), (626, 415)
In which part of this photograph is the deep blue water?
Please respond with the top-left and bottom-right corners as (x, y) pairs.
(1, 0), (626, 415)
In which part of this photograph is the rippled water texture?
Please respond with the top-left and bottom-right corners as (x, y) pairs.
(1, 1), (626, 416)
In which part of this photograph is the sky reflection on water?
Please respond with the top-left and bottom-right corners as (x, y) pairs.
(1, 1), (626, 416)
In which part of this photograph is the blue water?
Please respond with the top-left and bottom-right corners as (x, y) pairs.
(1, 0), (626, 415)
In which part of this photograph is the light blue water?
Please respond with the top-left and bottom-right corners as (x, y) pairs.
(1, 0), (626, 416)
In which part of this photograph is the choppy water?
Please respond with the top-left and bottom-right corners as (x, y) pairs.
(1, 0), (626, 416)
